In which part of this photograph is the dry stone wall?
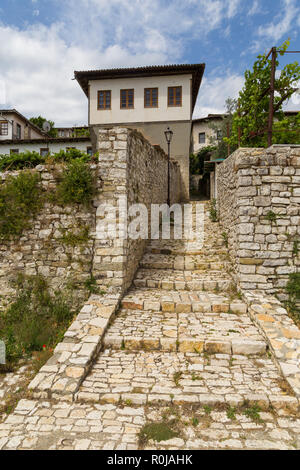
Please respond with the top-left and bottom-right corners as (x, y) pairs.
(94, 127), (181, 294)
(216, 145), (300, 298)
(0, 165), (100, 308)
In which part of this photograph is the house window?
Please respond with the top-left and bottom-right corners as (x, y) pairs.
(217, 129), (222, 140)
(98, 90), (111, 110)
(144, 88), (158, 108)
(168, 86), (182, 107)
(40, 148), (49, 157)
(120, 89), (134, 109)
(10, 149), (19, 155)
(87, 147), (93, 156)
(16, 124), (21, 139)
(199, 132), (206, 144)
(0, 121), (8, 136)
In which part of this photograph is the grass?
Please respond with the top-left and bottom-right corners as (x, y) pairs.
(285, 272), (300, 326)
(139, 422), (179, 447)
(59, 225), (90, 247)
(0, 171), (41, 239)
(203, 405), (212, 415)
(226, 406), (237, 421)
(173, 371), (183, 387)
(56, 160), (95, 206)
(209, 199), (218, 222)
(0, 274), (76, 366)
(242, 403), (262, 423)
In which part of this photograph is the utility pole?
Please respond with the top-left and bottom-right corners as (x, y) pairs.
(268, 47), (277, 147)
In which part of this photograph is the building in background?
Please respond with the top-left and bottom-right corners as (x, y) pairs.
(0, 109), (48, 141)
(192, 114), (226, 154)
(75, 63), (205, 201)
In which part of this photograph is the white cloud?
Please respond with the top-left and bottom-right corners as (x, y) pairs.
(257, 0), (300, 42)
(0, 0), (242, 125)
(248, 0), (260, 16)
(33, 10), (40, 17)
(193, 73), (244, 118)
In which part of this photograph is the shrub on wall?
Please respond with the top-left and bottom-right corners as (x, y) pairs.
(286, 272), (300, 324)
(0, 149), (96, 171)
(0, 274), (75, 365)
(56, 160), (95, 205)
(0, 171), (41, 239)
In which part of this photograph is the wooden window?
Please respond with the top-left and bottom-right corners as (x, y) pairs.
(98, 90), (111, 110)
(168, 86), (182, 107)
(10, 149), (19, 155)
(40, 148), (49, 157)
(120, 89), (134, 109)
(199, 132), (206, 144)
(0, 121), (8, 136)
(144, 88), (158, 108)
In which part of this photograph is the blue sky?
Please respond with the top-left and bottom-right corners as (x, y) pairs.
(0, 0), (299, 126)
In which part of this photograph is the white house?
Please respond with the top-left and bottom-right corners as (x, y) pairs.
(0, 109), (48, 141)
(75, 63), (205, 201)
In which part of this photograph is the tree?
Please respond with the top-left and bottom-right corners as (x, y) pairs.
(227, 39), (300, 148)
(208, 98), (238, 158)
(189, 145), (216, 175)
(29, 116), (58, 138)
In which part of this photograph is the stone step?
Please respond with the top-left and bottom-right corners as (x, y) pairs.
(121, 288), (247, 314)
(133, 269), (233, 292)
(103, 309), (266, 356)
(140, 254), (226, 271)
(76, 350), (296, 409)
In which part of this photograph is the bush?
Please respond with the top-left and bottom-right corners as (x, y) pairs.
(56, 160), (95, 205)
(0, 171), (41, 239)
(286, 273), (300, 323)
(0, 275), (75, 365)
(0, 149), (95, 172)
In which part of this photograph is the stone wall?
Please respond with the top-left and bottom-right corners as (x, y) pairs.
(93, 127), (181, 294)
(0, 165), (100, 307)
(216, 145), (300, 298)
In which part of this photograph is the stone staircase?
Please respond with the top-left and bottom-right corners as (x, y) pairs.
(75, 201), (294, 410)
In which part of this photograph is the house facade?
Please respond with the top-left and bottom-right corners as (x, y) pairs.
(75, 64), (205, 201)
(192, 114), (225, 154)
(0, 137), (92, 157)
(0, 109), (47, 141)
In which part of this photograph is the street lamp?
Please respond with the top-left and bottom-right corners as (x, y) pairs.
(164, 127), (173, 207)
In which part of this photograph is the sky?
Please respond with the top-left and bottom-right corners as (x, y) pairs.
(0, 0), (299, 126)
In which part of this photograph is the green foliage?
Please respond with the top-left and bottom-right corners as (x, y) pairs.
(139, 422), (179, 446)
(29, 116), (58, 138)
(0, 149), (95, 172)
(208, 98), (239, 158)
(227, 40), (300, 148)
(0, 151), (45, 171)
(222, 231), (229, 247)
(72, 128), (90, 138)
(59, 225), (90, 247)
(227, 406), (237, 421)
(265, 210), (277, 223)
(56, 160), (95, 205)
(286, 273), (300, 322)
(173, 371), (183, 387)
(243, 404), (262, 423)
(0, 275), (75, 365)
(0, 171), (41, 239)
(292, 240), (299, 257)
(209, 198), (218, 222)
(84, 275), (105, 295)
(190, 145), (216, 175)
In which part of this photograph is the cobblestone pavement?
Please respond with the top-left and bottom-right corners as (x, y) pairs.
(1, 201), (299, 450)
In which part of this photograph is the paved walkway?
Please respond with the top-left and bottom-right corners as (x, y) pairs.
(0, 201), (299, 450)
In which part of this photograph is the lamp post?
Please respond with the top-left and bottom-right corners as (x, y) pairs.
(164, 127), (173, 207)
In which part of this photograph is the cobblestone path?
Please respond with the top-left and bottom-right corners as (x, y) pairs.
(0, 201), (299, 450)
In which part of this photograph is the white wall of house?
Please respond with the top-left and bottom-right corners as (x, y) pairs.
(0, 140), (92, 156)
(192, 119), (222, 153)
(0, 112), (44, 141)
(89, 74), (192, 125)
